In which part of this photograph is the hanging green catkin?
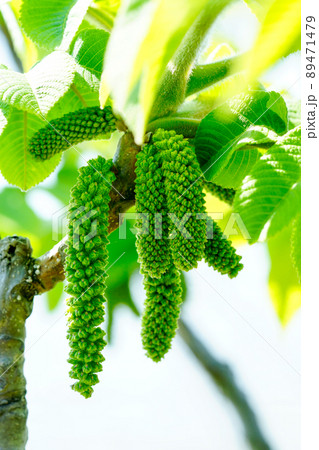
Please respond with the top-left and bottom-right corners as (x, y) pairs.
(135, 142), (171, 278)
(153, 129), (206, 271)
(204, 216), (243, 278)
(65, 156), (115, 398)
(205, 181), (236, 205)
(141, 264), (183, 362)
(28, 106), (116, 160)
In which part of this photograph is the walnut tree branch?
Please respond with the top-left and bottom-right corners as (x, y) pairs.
(0, 236), (36, 449)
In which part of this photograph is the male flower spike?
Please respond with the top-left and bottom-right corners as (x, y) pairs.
(65, 156), (115, 398)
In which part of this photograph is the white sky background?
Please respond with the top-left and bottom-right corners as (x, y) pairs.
(0, 3), (301, 449)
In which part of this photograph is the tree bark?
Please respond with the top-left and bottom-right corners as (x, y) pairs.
(108, 131), (140, 232)
(0, 236), (36, 450)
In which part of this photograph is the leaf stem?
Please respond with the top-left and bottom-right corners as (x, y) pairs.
(146, 117), (200, 138)
(150, 0), (233, 120)
(87, 6), (114, 32)
(186, 53), (244, 97)
(70, 83), (88, 107)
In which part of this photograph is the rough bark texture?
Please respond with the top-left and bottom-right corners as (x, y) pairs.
(34, 238), (67, 295)
(0, 236), (36, 450)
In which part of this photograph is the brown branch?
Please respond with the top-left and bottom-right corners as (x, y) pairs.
(33, 237), (67, 295)
(0, 236), (36, 449)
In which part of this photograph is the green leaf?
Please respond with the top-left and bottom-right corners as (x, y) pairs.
(93, 0), (120, 15)
(101, 0), (211, 143)
(184, 72), (247, 121)
(106, 219), (140, 340)
(47, 281), (64, 310)
(0, 51), (76, 116)
(46, 72), (100, 120)
(0, 109), (61, 190)
(106, 277), (139, 342)
(266, 91), (289, 126)
(267, 224), (301, 325)
(245, 0), (301, 81)
(291, 214), (301, 281)
(108, 219), (139, 275)
(20, 0), (93, 51)
(87, 0), (120, 30)
(49, 29), (110, 116)
(212, 144), (261, 189)
(287, 99), (301, 129)
(185, 53), (244, 98)
(242, 0), (272, 21)
(195, 90), (287, 183)
(0, 187), (43, 233)
(69, 28), (109, 90)
(233, 126), (301, 243)
(45, 152), (79, 204)
(0, 102), (11, 134)
(0, 188), (55, 256)
(267, 181), (300, 238)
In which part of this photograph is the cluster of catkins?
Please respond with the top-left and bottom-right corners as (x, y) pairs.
(28, 108), (243, 398)
(28, 106), (116, 160)
(135, 129), (243, 363)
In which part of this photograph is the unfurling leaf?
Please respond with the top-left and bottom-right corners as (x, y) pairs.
(195, 90), (287, 187)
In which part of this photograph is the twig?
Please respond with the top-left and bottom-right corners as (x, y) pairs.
(185, 53), (245, 97)
(178, 320), (272, 450)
